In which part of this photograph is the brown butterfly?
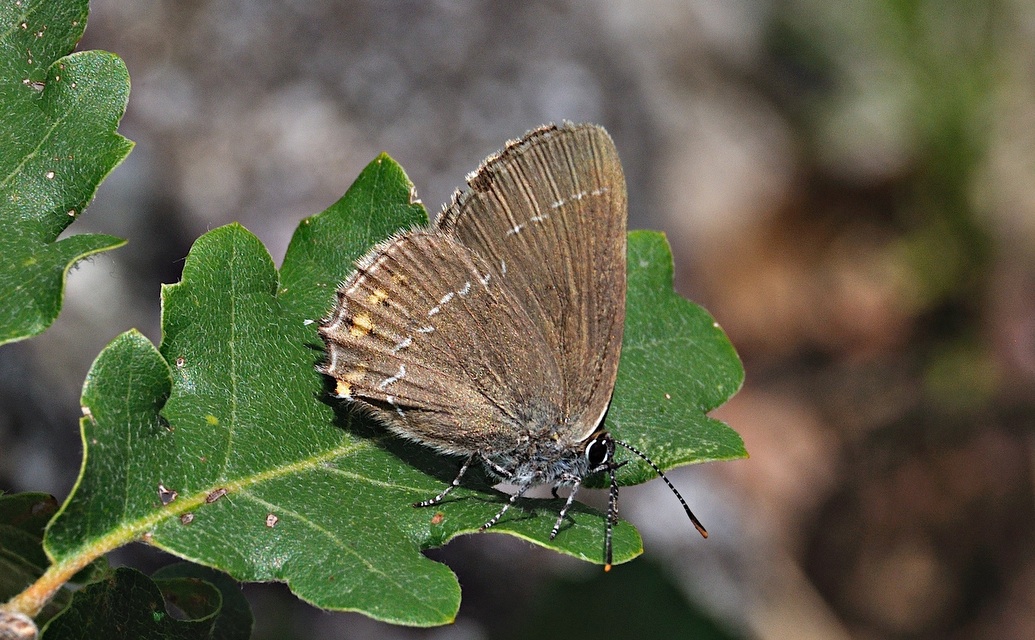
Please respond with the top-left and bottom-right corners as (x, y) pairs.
(319, 123), (705, 569)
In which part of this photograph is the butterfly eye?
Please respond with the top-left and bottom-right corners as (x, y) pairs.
(585, 433), (611, 468)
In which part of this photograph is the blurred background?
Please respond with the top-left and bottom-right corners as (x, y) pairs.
(2, 1), (1033, 638)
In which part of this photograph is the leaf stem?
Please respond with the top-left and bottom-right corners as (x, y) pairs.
(2, 511), (155, 618)
(2, 552), (99, 618)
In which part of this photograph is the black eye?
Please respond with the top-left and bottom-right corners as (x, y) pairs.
(585, 434), (611, 468)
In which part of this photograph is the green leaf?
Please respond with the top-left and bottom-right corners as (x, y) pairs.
(44, 156), (639, 626)
(151, 564), (254, 640)
(0, 492), (59, 540)
(605, 231), (746, 486)
(0, 492), (104, 624)
(43, 153), (743, 627)
(39, 566), (252, 640)
(0, 493), (58, 603)
(0, 0), (133, 346)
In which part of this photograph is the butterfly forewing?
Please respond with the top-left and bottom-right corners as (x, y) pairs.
(319, 231), (565, 454)
(438, 124), (628, 440)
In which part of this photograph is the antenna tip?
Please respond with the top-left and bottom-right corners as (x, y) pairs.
(604, 563), (612, 572)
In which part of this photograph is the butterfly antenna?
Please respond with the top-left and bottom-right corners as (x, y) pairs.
(614, 439), (708, 538)
(604, 462), (620, 572)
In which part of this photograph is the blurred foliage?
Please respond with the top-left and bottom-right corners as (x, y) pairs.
(762, 1), (1011, 404)
(500, 559), (740, 640)
(769, 0), (997, 304)
(748, 2), (1035, 638)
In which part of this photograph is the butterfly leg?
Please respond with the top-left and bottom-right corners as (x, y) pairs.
(413, 454), (476, 508)
(479, 480), (533, 532)
(550, 480), (581, 540)
(481, 457), (514, 480)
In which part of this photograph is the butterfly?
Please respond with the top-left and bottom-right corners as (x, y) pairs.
(319, 123), (705, 569)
